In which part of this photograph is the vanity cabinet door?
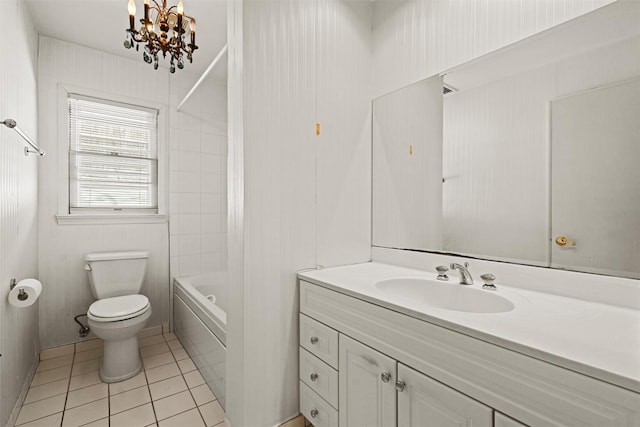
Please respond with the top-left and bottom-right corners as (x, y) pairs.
(339, 334), (397, 427)
(397, 364), (492, 427)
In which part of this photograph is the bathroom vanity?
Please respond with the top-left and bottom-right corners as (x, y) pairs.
(297, 263), (640, 427)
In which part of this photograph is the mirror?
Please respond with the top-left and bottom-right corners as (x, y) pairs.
(372, 1), (640, 279)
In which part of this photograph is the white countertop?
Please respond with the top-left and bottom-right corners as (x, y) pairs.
(298, 262), (640, 393)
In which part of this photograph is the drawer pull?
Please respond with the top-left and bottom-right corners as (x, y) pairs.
(310, 336), (319, 345)
(381, 372), (391, 383)
(396, 380), (406, 392)
(310, 409), (319, 418)
(310, 373), (318, 382)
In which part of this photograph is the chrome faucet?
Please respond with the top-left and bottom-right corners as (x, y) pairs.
(450, 262), (473, 285)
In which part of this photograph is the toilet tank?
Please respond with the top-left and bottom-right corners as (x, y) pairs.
(85, 251), (149, 299)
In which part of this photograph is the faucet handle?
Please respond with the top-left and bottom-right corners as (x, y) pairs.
(450, 261), (470, 269)
(435, 265), (449, 281)
(480, 273), (497, 290)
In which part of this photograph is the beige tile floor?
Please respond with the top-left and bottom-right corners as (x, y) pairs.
(15, 332), (228, 427)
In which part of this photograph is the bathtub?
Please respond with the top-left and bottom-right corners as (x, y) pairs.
(173, 273), (226, 409)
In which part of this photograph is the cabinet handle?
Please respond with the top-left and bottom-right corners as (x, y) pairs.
(381, 372), (391, 383)
(310, 373), (318, 382)
(395, 380), (406, 392)
(310, 336), (319, 345)
(310, 409), (319, 418)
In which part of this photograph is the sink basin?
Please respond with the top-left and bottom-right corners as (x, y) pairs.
(375, 278), (515, 313)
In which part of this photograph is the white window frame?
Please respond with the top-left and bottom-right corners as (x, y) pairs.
(56, 84), (168, 225)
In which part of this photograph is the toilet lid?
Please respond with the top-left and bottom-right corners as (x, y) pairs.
(88, 294), (149, 319)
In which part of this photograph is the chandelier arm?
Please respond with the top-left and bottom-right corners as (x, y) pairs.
(130, 32), (146, 43)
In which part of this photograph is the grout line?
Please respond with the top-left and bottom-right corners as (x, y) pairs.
(108, 382), (112, 427)
(143, 363), (160, 425)
(59, 346), (77, 427)
(109, 399), (152, 418)
(21, 385), (69, 406)
(77, 416), (109, 427)
(107, 381), (111, 422)
(65, 388), (108, 412)
(13, 411), (65, 427)
(157, 405), (198, 424)
(169, 335), (210, 427)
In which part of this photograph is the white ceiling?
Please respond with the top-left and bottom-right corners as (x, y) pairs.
(25, 0), (227, 81)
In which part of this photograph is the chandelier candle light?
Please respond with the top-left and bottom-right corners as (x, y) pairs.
(124, 0), (198, 72)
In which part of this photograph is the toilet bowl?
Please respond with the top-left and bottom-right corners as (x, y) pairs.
(87, 294), (152, 382)
(84, 251), (151, 383)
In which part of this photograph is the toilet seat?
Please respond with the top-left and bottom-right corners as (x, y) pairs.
(88, 294), (150, 322)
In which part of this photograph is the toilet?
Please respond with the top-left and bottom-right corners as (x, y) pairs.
(84, 251), (152, 383)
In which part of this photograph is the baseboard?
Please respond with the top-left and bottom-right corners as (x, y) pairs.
(4, 356), (38, 427)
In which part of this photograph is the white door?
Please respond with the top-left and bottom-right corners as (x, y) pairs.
(339, 335), (396, 427)
(397, 364), (492, 427)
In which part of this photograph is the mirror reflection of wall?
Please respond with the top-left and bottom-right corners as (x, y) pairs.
(372, 1), (640, 279)
(443, 62), (552, 265)
(372, 76), (443, 251)
(442, 34), (640, 271)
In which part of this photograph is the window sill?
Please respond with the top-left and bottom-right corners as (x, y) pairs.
(56, 214), (168, 226)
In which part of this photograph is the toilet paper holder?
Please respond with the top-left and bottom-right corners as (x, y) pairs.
(9, 278), (28, 301)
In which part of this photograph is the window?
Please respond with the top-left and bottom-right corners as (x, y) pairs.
(68, 95), (158, 213)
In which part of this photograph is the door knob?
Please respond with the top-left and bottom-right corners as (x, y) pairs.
(395, 380), (406, 392)
(381, 372), (391, 383)
(555, 236), (575, 246)
(310, 373), (318, 382)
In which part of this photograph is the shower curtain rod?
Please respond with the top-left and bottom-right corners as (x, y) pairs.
(2, 119), (45, 156)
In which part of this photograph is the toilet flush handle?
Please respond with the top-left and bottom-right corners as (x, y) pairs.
(83, 264), (92, 271)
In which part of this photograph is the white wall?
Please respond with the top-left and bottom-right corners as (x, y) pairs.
(227, 0), (372, 425)
(169, 75), (228, 279)
(37, 37), (171, 349)
(372, 0), (617, 98)
(315, 0), (373, 268)
(0, 2), (40, 426)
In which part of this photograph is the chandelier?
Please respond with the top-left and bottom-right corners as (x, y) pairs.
(124, 0), (198, 73)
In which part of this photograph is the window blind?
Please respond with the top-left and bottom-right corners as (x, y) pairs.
(68, 95), (158, 212)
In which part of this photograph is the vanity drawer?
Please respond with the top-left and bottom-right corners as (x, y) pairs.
(300, 347), (339, 409)
(300, 313), (338, 368)
(300, 381), (339, 427)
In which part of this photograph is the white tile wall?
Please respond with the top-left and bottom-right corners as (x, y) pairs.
(169, 75), (228, 280)
(37, 37), (171, 350)
(0, 2), (40, 426)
